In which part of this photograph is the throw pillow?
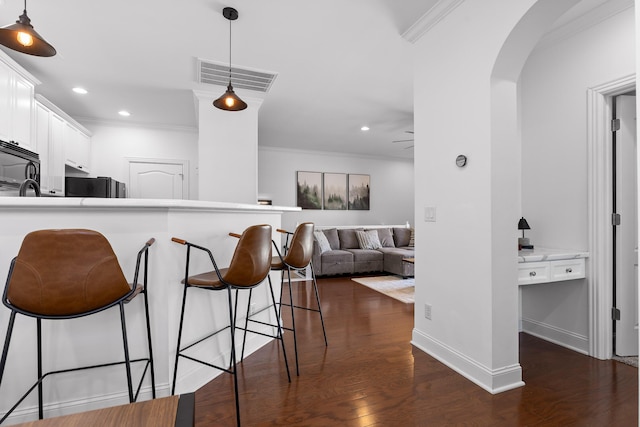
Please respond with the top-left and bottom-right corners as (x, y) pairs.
(408, 228), (415, 247)
(338, 228), (361, 249)
(355, 229), (382, 250)
(376, 228), (395, 247)
(314, 231), (332, 254)
(323, 228), (340, 250)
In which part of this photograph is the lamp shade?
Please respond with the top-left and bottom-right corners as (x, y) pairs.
(0, 10), (56, 57)
(518, 217), (530, 230)
(213, 83), (248, 111)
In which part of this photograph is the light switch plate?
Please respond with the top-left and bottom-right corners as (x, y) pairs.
(425, 206), (436, 222)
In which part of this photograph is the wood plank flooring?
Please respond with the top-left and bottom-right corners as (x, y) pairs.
(194, 276), (638, 426)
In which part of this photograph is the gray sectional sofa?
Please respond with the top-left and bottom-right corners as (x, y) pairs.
(312, 227), (414, 277)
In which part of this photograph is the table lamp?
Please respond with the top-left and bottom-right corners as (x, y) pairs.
(518, 217), (533, 250)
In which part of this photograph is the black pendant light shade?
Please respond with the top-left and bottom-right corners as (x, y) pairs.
(214, 7), (247, 111)
(0, 1), (56, 57)
(213, 82), (248, 111)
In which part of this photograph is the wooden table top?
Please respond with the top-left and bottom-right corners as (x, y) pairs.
(12, 394), (194, 427)
(403, 257), (415, 264)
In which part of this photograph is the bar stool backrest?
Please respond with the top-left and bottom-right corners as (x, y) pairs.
(223, 224), (272, 288)
(283, 222), (314, 269)
(5, 229), (131, 317)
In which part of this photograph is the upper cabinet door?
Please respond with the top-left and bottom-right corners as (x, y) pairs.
(0, 65), (12, 143)
(0, 63), (34, 150)
(12, 75), (34, 148)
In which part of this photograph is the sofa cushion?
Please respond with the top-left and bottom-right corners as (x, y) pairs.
(323, 228), (340, 250)
(314, 231), (332, 254)
(346, 248), (384, 262)
(377, 247), (415, 277)
(338, 228), (361, 249)
(375, 228), (395, 247)
(355, 230), (382, 250)
(320, 249), (354, 275)
(393, 227), (412, 247)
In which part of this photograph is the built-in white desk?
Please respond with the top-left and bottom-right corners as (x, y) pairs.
(517, 248), (588, 285)
(517, 248), (589, 331)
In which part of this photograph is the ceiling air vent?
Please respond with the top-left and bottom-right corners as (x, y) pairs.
(198, 59), (277, 93)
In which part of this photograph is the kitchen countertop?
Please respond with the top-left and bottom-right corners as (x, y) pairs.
(517, 247), (589, 263)
(0, 197), (301, 212)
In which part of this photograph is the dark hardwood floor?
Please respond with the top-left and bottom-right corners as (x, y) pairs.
(194, 276), (638, 426)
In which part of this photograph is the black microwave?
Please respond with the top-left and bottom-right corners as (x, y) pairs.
(0, 140), (40, 193)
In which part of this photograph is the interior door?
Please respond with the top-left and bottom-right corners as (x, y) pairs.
(128, 160), (186, 199)
(614, 94), (638, 356)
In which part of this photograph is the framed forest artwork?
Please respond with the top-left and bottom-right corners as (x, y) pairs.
(348, 174), (370, 210)
(296, 171), (322, 209)
(323, 173), (347, 210)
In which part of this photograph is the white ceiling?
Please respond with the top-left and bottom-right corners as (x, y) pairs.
(0, 0), (629, 160)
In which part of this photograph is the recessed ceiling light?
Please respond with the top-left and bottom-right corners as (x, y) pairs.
(361, 126), (370, 131)
(72, 87), (88, 95)
(118, 110), (131, 117)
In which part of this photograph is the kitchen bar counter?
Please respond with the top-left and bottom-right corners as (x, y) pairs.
(0, 197), (299, 425)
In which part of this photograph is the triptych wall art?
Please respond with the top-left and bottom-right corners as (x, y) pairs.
(296, 171), (370, 210)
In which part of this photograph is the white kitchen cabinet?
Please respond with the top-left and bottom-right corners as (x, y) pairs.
(64, 122), (91, 173)
(0, 54), (37, 151)
(35, 101), (65, 196)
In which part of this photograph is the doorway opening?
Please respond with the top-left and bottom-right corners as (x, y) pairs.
(126, 158), (190, 200)
(586, 74), (635, 360)
(612, 91), (638, 361)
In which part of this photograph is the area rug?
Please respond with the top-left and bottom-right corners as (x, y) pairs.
(613, 355), (638, 368)
(351, 276), (415, 304)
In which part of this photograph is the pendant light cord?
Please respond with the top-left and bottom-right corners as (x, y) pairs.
(228, 17), (232, 82)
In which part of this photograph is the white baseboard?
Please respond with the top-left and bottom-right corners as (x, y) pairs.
(411, 328), (524, 394)
(521, 318), (589, 355)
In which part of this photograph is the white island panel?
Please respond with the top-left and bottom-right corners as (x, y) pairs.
(0, 197), (299, 425)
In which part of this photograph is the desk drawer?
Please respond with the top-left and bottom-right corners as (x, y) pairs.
(549, 259), (585, 282)
(518, 263), (550, 285)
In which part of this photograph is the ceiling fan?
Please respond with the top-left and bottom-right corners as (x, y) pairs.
(392, 131), (414, 149)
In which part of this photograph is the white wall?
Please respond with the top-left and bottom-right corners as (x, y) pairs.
(195, 92), (262, 204)
(519, 7), (635, 352)
(411, 0), (580, 393)
(258, 146), (414, 233)
(81, 122), (199, 200)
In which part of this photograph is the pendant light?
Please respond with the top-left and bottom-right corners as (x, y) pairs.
(213, 7), (247, 111)
(0, 0), (56, 57)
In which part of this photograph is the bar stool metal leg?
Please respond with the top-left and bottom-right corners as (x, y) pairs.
(310, 262), (328, 346)
(285, 268), (300, 376)
(37, 318), (43, 419)
(226, 287), (241, 427)
(119, 303), (134, 403)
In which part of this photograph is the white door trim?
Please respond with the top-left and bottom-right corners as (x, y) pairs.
(586, 73), (635, 359)
(125, 157), (190, 199)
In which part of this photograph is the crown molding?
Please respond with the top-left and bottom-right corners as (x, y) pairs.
(534, 0), (633, 51)
(259, 145), (414, 163)
(76, 116), (198, 133)
(402, 0), (465, 43)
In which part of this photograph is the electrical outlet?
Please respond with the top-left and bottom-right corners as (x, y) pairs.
(424, 303), (432, 320)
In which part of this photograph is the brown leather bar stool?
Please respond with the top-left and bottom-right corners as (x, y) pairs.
(171, 224), (290, 427)
(0, 229), (156, 424)
(242, 222), (327, 376)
